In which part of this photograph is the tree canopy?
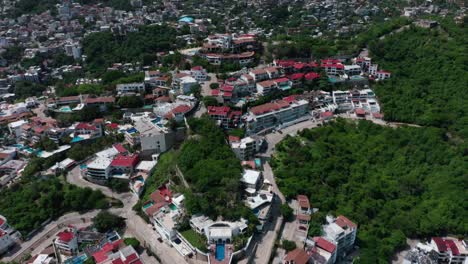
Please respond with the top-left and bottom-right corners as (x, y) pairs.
(272, 119), (467, 263)
(0, 177), (108, 235)
(370, 19), (468, 138)
(83, 25), (177, 73)
(180, 117), (252, 222)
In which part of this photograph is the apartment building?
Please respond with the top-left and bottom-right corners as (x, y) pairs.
(230, 136), (263, 161)
(116, 82), (145, 95)
(54, 228), (78, 255)
(245, 98), (309, 134)
(322, 215), (357, 259)
(207, 106), (242, 129)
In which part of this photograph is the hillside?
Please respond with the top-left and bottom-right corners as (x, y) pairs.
(272, 119), (467, 263)
(370, 19), (468, 138)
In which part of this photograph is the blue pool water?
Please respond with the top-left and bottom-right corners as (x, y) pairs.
(255, 158), (261, 168)
(71, 136), (84, 143)
(127, 127), (137, 134)
(59, 106), (72, 112)
(216, 244), (225, 261)
(12, 144), (24, 149)
(80, 164), (87, 169)
(143, 202), (154, 210)
(151, 117), (161, 124)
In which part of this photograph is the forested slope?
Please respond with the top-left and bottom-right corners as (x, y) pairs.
(272, 119), (467, 263)
(370, 19), (468, 138)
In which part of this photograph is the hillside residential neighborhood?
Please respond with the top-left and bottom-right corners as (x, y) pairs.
(0, 0), (466, 263)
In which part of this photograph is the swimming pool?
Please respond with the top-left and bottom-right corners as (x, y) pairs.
(71, 136), (84, 143)
(143, 202), (154, 210)
(59, 106), (73, 112)
(169, 204), (177, 211)
(216, 244), (225, 261)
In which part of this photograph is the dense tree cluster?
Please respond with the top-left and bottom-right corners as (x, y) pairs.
(92, 211), (125, 233)
(371, 19), (468, 138)
(83, 25), (177, 73)
(272, 119), (467, 263)
(0, 177), (107, 235)
(14, 81), (46, 99)
(180, 117), (252, 221)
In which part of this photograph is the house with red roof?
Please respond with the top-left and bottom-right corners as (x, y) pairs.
(74, 119), (104, 140)
(375, 70), (391, 80)
(283, 248), (312, 264)
(54, 228), (78, 255)
(430, 237), (468, 263)
(207, 106), (241, 128)
(322, 215), (357, 258)
(256, 80), (277, 95)
(310, 237), (337, 264)
(190, 66), (208, 82)
(110, 154), (139, 176)
(92, 240), (143, 264)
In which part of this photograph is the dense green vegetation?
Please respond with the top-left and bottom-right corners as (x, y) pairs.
(180, 117), (250, 221)
(14, 81), (46, 99)
(92, 211), (126, 233)
(272, 119), (467, 263)
(371, 19), (468, 138)
(83, 25), (178, 73)
(180, 229), (207, 252)
(0, 177), (108, 235)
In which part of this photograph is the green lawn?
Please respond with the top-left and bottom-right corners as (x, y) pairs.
(180, 229), (207, 252)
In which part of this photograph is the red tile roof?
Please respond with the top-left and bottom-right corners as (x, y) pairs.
(446, 240), (460, 255)
(211, 89), (220, 96)
(93, 239), (123, 263)
(221, 84), (234, 92)
(321, 111), (333, 118)
(228, 135), (240, 142)
(355, 108), (366, 115)
(305, 72), (320, 80)
(250, 100), (289, 115)
(289, 73), (305, 80)
(313, 237), (336, 253)
(432, 237), (447, 252)
(191, 66), (203, 71)
(76, 123), (97, 131)
(172, 104), (191, 114)
(257, 80), (276, 87)
(85, 97), (115, 104)
(273, 77), (290, 83)
(107, 123), (119, 130)
(297, 195), (310, 209)
(111, 154), (139, 168)
(283, 95), (297, 103)
(113, 143), (127, 154)
(336, 215), (357, 229)
(208, 106), (230, 116)
(57, 230), (74, 243)
(284, 248), (310, 264)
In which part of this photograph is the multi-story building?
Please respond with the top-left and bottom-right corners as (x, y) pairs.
(0, 215), (15, 255)
(190, 66), (207, 82)
(125, 115), (175, 156)
(322, 215), (357, 259)
(244, 97), (309, 134)
(54, 228), (78, 255)
(207, 106), (242, 129)
(230, 136), (263, 161)
(116, 82), (145, 95)
(431, 237), (468, 264)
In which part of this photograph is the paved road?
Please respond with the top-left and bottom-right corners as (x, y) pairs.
(66, 167), (190, 264)
(200, 73), (218, 97)
(1, 210), (101, 263)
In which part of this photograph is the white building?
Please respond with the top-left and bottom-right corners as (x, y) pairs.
(64, 41), (82, 59)
(125, 115), (175, 156)
(116, 82), (145, 95)
(230, 136), (263, 161)
(190, 215), (248, 244)
(190, 66), (208, 82)
(245, 98), (309, 134)
(179, 76), (198, 94)
(54, 228), (78, 254)
(8, 119), (27, 141)
(322, 215), (357, 259)
(0, 215), (14, 255)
